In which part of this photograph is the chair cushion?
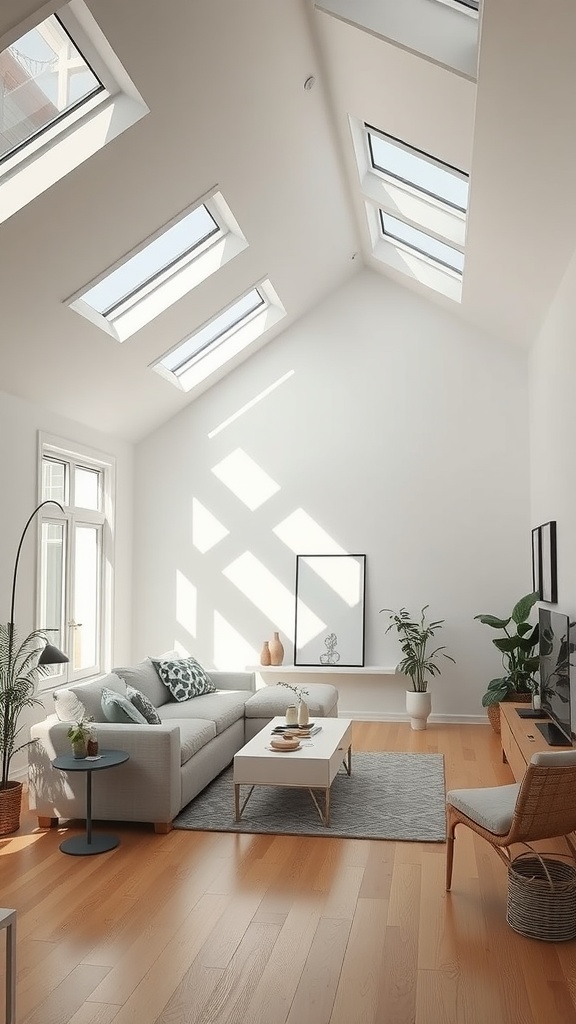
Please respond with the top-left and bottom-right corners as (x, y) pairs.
(447, 783), (520, 835)
(531, 750), (576, 767)
(101, 687), (148, 725)
(126, 685), (162, 724)
(152, 655), (216, 701)
(159, 690), (250, 734)
(54, 672), (127, 722)
(244, 682), (338, 719)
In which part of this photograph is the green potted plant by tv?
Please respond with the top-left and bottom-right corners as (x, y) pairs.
(380, 605), (455, 730)
(474, 591), (540, 734)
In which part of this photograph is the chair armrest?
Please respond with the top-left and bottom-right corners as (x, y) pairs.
(207, 670), (255, 692)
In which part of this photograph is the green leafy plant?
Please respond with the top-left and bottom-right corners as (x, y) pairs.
(66, 719), (93, 745)
(474, 592), (540, 707)
(380, 605), (455, 692)
(277, 681), (309, 704)
(0, 624), (47, 789)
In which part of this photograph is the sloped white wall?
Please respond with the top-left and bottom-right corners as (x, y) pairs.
(133, 271), (531, 721)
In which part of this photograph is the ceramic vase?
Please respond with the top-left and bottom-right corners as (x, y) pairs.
(72, 738), (87, 758)
(285, 704), (298, 726)
(260, 641), (271, 666)
(269, 631), (284, 666)
(405, 690), (431, 731)
(298, 699), (309, 727)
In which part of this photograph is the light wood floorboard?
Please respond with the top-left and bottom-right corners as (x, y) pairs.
(1, 721), (575, 1024)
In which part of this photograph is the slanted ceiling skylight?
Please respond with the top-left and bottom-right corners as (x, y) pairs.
(67, 190), (248, 342)
(152, 280), (286, 394)
(0, 0), (148, 225)
(351, 118), (469, 303)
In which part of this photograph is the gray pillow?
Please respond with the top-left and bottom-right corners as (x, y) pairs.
(126, 684), (161, 724)
(58, 672), (127, 722)
(151, 655), (216, 702)
(113, 651), (180, 708)
(101, 687), (148, 724)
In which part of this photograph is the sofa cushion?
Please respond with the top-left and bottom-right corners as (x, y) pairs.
(244, 682), (339, 719)
(126, 685), (162, 724)
(54, 672), (127, 722)
(152, 655), (216, 701)
(113, 657), (172, 708)
(53, 687), (88, 724)
(159, 689), (250, 734)
(101, 687), (148, 725)
(178, 719), (217, 765)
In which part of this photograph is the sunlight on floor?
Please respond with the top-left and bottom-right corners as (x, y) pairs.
(212, 448), (280, 510)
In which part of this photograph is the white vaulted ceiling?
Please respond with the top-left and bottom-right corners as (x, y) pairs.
(1, 0), (576, 441)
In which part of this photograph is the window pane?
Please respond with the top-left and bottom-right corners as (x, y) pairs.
(73, 525), (100, 670)
(381, 211), (465, 273)
(81, 205), (220, 316)
(42, 458), (67, 503)
(161, 288), (265, 375)
(368, 130), (469, 212)
(0, 14), (103, 162)
(39, 521), (65, 654)
(75, 466), (100, 510)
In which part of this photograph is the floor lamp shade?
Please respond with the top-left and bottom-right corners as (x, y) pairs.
(38, 643), (69, 667)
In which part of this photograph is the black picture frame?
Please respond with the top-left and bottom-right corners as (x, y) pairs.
(531, 526), (541, 598)
(540, 520), (557, 604)
(294, 554), (366, 667)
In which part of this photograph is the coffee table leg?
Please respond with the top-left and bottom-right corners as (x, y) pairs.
(325, 786), (330, 826)
(343, 744), (352, 776)
(234, 784), (240, 821)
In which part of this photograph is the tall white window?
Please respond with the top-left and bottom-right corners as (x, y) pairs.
(37, 436), (115, 685)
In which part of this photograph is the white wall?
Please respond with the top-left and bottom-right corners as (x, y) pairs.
(133, 270), (531, 721)
(530, 246), (576, 732)
(0, 390), (134, 771)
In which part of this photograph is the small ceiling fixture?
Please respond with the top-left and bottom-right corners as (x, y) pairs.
(303, 75), (316, 91)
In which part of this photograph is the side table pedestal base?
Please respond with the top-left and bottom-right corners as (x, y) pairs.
(60, 834), (119, 856)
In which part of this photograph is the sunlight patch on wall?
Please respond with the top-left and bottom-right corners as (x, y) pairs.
(222, 551), (323, 639)
(192, 498), (229, 553)
(213, 611), (258, 670)
(212, 449), (280, 510)
(207, 370), (295, 438)
(301, 554), (362, 608)
(273, 508), (346, 555)
(176, 570), (197, 638)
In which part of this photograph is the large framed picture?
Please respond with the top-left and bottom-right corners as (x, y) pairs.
(294, 554), (366, 667)
(540, 520), (557, 604)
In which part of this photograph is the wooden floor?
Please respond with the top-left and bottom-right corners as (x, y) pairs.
(2, 721), (576, 1024)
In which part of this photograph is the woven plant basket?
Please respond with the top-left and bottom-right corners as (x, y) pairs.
(507, 849), (576, 942)
(0, 781), (23, 836)
(487, 692), (532, 734)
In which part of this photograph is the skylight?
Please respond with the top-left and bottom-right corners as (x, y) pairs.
(0, 14), (103, 162)
(366, 126), (469, 213)
(0, 1), (148, 225)
(380, 212), (464, 275)
(68, 189), (249, 342)
(152, 279), (286, 394)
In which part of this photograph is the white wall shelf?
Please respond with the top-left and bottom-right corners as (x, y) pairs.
(247, 665), (397, 675)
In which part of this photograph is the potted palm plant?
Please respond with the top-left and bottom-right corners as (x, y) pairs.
(474, 591), (540, 733)
(381, 605), (455, 730)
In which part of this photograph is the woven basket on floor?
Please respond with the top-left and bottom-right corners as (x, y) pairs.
(487, 692), (532, 734)
(507, 850), (576, 942)
(0, 781), (23, 836)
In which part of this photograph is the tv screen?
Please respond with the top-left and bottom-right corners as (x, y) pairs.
(537, 608), (573, 746)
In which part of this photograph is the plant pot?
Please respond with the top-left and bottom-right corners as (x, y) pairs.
(406, 690), (431, 731)
(0, 780), (23, 836)
(487, 692), (532, 734)
(72, 739), (87, 759)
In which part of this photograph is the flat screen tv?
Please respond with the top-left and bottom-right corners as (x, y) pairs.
(537, 608), (573, 746)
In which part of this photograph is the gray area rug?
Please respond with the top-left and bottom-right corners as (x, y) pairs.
(174, 752), (446, 842)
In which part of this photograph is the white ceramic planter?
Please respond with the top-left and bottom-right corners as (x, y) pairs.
(406, 690), (432, 731)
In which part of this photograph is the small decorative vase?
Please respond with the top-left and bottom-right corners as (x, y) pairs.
(87, 726), (99, 756)
(72, 738), (87, 759)
(260, 641), (271, 667)
(269, 631), (284, 666)
(298, 699), (309, 727)
(285, 704), (298, 726)
(406, 690), (431, 731)
(532, 692), (541, 712)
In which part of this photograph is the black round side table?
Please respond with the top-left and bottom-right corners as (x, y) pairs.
(52, 749), (129, 855)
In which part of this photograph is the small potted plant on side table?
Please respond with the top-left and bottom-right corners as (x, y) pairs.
(381, 605), (455, 730)
(67, 719), (93, 759)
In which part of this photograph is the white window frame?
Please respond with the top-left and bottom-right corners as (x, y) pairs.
(66, 187), (248, 342)
(151, 278), (286, 394)
(36, 433), (115, 688)
(0, 0), (149, 226)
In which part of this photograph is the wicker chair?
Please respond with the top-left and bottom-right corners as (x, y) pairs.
(446, 750), (576, 890)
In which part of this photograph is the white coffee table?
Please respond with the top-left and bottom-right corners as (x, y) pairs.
(233, 717), (352, 826)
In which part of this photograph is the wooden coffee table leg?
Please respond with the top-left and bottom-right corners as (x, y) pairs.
(342, 744), (352, 776)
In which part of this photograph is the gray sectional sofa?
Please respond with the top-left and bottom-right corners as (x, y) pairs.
(28, 657), (338, 832)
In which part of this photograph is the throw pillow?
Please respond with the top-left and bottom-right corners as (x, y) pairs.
(53, 687), (87, 723)
(126, 684), (162, 724)
(101, 687), (148, 725)
(151, 655), (216, 702)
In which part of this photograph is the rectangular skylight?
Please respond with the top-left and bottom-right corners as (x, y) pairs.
(380, 211), (464, 274)
(160, 289), (266, 376)
(366, 125), (469, 213)
(0, 13), (104, 163)
(81, 205), (220, 317)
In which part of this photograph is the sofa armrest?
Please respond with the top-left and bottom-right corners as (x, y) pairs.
(29, 719), (182, 826)
(207, 670), (255, 693)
